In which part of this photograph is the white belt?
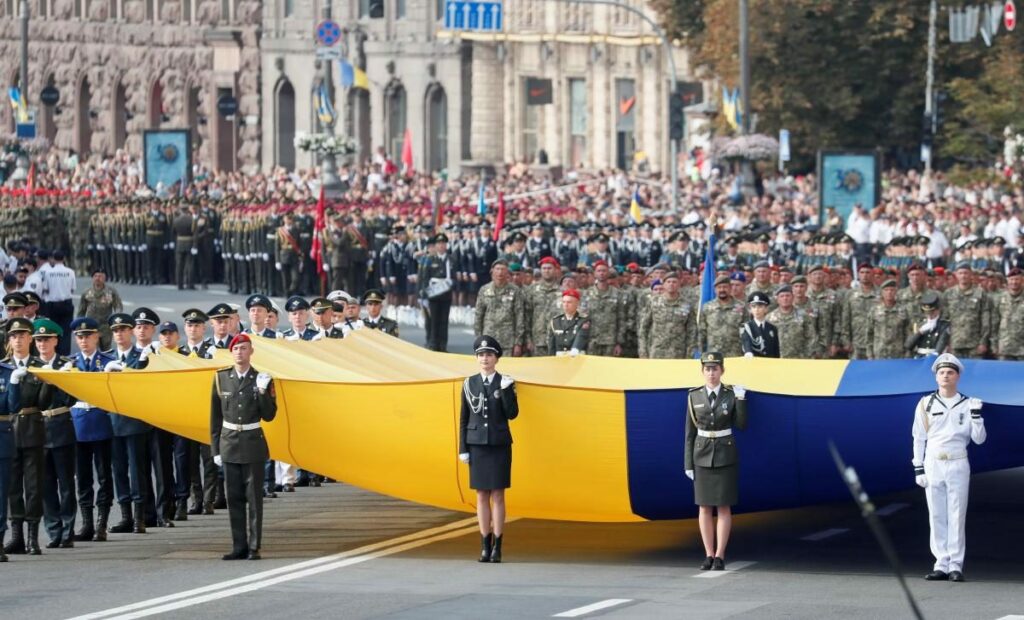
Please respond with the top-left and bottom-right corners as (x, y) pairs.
(697, 429), (732, 439)
(222, 421), (261, 432)
(72, 401), (93, 410)
(927, 451), (967, 461)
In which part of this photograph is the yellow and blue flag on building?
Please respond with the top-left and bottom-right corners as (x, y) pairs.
(629, 187), (644, 224)
(339, 61), (370, 90)
(316, 83), (335, 125)
(8, 87), (28, 123)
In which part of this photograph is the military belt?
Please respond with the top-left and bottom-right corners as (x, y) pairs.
(16, 407), (41, 416)
(177, 235), (193, 241)
(42, 407), (70, 418)
(0, 414), (12, 422)
(146, 230), (164, 235)
(916, 348), (936, 355)
(697, 428), (732, 438)
(222, 421), (261, 432)
(928, 451), (967, 461)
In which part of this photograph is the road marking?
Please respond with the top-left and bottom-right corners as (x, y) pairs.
(154, 285), (177, 291)
(801, 528), (849, 542)
(553, 599), (634, 618)
(692, 560), (756, 578)
(207, 290), (229, 295)
(875, 502), (909, 517)
(122, 301), (135, 307)
(994, 616), (1024, 620)
(70, 517), (481, 620)
(154, 306), (174, 313)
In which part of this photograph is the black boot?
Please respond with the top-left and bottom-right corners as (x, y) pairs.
(0, 532), (7, 562)
(203, 501), (214, 515)
(213, 484), (227, 510)
(478, 534), (493, 563)
(175, 499), (188, 521)
(3, 521), (25, 554)
(27, 522), (42, 555)
(93, 506), (109, 542)
(489, 535), (503, 563)
(74, 509), (95, 541)
(188, 490), (203, 515)
(132, 503), (147, 534)
(110, 503), (134, 533)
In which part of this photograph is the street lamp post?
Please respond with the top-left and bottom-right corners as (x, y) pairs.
(318, 3), (344, 197)
(19, 0), (28, 105)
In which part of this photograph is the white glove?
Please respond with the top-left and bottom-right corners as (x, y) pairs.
(744, 352), (754, 358)
(419, 298), (429, 309)
(733, 385), (746, 400)
(685, 469), (694, 480)
(256, 372), (272, 390)
(500, 375), (514, 389)
(213, 455), (223, 467)
(915, 474), (927, 488)
(262, 253), (270, 261)
(275, 262), (283, 271)
(323, 263), (330, 272)
(286, 333), (300, 341)
(918, 319), (936, 335)
(103, 361), (124, 372)
(10, 366), (27, 384)
(458, 452), (470, 463)
(311, 331), (324, 341)
(968, 397), (982, 418)
(190, 247), (198, 256)
(60, 361), (73, 372)
(569, 348), (579, 357)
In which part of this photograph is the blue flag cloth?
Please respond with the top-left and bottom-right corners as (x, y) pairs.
(477, 180), (487, 216)
(696, 229), (717, 356)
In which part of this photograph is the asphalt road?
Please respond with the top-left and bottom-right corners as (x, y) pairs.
(14, 279), (1022, 619)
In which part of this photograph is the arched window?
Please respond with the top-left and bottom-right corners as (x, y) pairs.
(425, 85), (447, 172)
(386, 84), (406, 162)
(275, 78), (296, 170)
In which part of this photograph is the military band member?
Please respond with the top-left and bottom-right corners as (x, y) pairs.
(549, 289), (590, 356)
(210, 334), (277, 560)
(906, 292), (951, 358)
(912, 354), (986, 583)
(459, 336), (519, 563)
(685, 352), (748, 571)
(361, 289), (399, 337)
(741, 292), (780, 358)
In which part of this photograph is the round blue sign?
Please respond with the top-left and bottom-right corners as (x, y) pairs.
(316, 20), (342, 47)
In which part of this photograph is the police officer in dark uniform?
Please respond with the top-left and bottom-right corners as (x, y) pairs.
(2, 317), (40, 555)
(906, 291), (951, 358)
(458, 335), (519, 563)
(740, 291), (781, 358)
(32, 319), (78, 548)
(210, 333), (278, 561)
(685, 351), (748, 571)
(0, 345), (17, 560)
(361, 289), (399, 337)
(548, 289), (590, 356)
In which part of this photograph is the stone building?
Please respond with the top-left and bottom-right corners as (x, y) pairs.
(0, 0), (262, 171)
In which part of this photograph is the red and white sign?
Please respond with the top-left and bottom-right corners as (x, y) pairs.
(1006, 0), (1017, 31)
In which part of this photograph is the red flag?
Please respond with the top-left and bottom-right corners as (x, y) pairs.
(492, 192), (506, 242)
(400, 128), (413, 175)
(25, 162), (34, 193)
(310, 185), (327, 281)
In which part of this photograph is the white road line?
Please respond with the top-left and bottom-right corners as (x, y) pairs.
(553, 599), (634, 618)
(153, 306), (174, 313)
(122, 301), (136, 306)
(69, 517), (480, 620)
(207, 290), (229, 295)
(994, 616), (1024, 620)
(875, 502), (909, 517)
(692, 561), (756, 578)
(801, 528), (849, 542)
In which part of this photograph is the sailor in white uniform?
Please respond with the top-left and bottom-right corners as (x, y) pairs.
(912, 353), (986, 583)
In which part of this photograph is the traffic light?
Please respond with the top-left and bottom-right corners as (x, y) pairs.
(669, 92), (685, 141)
(369, 0), (384, 18)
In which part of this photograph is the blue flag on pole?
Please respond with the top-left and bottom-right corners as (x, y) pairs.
(696, 228), (717, 356)
(477, 180), (487, 216)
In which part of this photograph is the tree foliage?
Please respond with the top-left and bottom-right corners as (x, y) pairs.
(654, 0), (1024, 169)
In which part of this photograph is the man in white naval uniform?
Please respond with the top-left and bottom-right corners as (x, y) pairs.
(912, 353), (986, 583)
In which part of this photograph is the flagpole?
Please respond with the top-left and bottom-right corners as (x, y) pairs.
(318, 2), (344, 198)
(19, 0), (28, 111)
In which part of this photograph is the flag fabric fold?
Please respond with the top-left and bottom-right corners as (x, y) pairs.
(310, 186), (327, 281)
(696, 226), (718, 355)
(476, 179), (487, 216)
(316, 83), (335, 125)
(629, 187), (644, 223)
(339, 61), (370, 90)
(493, 192), (506, 242)
(400, 128), (414, 175)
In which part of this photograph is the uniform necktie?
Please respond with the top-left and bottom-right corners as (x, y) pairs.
(484, 376), (491, 386)
(18, 360), (25, 368)
(120, 353), (127, 363)
(709, 391), (717, 407)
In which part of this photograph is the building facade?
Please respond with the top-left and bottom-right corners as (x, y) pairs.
(0, 0), (261, 171)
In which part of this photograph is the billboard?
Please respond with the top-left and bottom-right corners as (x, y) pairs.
(817, 150), (881, 222)
(144, 129), (192, 190)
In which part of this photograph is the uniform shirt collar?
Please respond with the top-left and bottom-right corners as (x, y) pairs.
(707, 385), (721, 399)
(480, 371), (496, 384)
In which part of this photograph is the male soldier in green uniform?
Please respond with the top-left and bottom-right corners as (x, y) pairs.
(275, 213), (302, 296)
(898, 263), (937, 325)
(943, 262), (991, 359)
(77, 268), (123, 352)
(867, 279), (913, 359)
(991, 267), (1024, 360)
(524, 256), (563, 357)
(474, 259), (525, 356)
(172, 206), (195, 290)
(361, 289), (400, 337)
(548, 288), (590, 355)
(210, 334), (277, 561)
(642, 271), (697, 359)
(582, 260), (624, 356)
(767, 285), (817, 358)
(791, 275), (827, 358)
(144, 200), (168, 285)
(698, 274), (747, 358)
(840, 264), (878, 359)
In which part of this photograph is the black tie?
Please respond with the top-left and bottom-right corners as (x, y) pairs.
(18, 360), (25, 368)
(484, 376), (491, 386)
(709, 391), (717, 407)
(120, 353), (127, 363)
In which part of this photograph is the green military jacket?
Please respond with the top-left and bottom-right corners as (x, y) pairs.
(210, 366), (278, 464)
(685, 385), (748, 470)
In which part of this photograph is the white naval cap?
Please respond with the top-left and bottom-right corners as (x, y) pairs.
(327, 289), (352, 303)
(931, 353), (964, 375)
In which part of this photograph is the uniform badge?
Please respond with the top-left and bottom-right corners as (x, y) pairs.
(493, 390), (500, 399)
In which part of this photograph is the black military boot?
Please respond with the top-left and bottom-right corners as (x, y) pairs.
(0, 532), (7, 562)
(175, 498), (188, 521)
(188, 490), (203, 515)
(93, 506), (110, 542)
(132, 503), (147, 534)
(110, 503), (134, 533)
(74, 509), (95, 541)
(213, 484), (227, 510)
(489, 535), (503, 563)
(26, 522), (42, 555)
(478, 534), (493, 562)
(3, 521), (25, 554)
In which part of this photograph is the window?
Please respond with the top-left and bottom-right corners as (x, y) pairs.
(522, 80), (539, 163)
(221, 0), (231, 22)
(145, 0), (153, 21)
(74, 0), (82, 18)
(283, 0), (294, 17)
(396, 0), (405, 18)
(436, 0), (443, 21)
(359, 0), (369, 18)
(109, 0), (118, 20)
(568, 78), (587, 168)
(183, 0), (191, 22)
(37, 0), (47, 18)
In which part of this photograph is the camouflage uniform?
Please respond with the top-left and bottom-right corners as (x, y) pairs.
(474, 282), (525, 353)
(896, 286), (936, 325)
(641, 293), (697, 359)
(866, 301), (912, 359)
(698, 296), (746, 357)
(618, 286), (641, 358)
(841, 288), (877, 359)
(523, 280), (562, 357)
(992, 290), (1024, 360)
(806, 286), (839, 355)
(582, 285), (623, 356)
(767, 306), (817, 359)
(942, 285), (990, 359)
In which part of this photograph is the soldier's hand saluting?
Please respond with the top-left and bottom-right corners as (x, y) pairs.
(733, 385), (747, 400)
(256, 372), (272, 391)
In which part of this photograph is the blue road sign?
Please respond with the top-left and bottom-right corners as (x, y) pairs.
(315, 19), (342, 47)
(444, 0), (503, 31)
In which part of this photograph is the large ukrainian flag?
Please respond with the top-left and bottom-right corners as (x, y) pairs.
(36, 331), (1024, 522)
